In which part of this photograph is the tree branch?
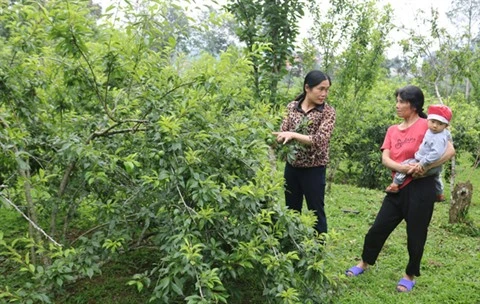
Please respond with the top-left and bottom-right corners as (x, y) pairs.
(88, 127), (148, 143)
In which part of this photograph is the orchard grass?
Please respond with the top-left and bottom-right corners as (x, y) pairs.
(0, 207), (28, 240)
(55, 249), (154, 304)
(326, 161), (480, 304)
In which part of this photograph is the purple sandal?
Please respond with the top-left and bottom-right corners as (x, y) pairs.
(345, 266), (364, 277)
(396, 278), (415, 292)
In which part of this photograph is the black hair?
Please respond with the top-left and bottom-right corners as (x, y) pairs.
(395, 85), (427, 118)
(295, 70), (332, 102)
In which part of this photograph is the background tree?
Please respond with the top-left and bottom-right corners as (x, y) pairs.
(399, 8), (470, 102)
(383, 56), (412, 78)
(183, 7), (240, 57)
(398, 5), (480, 162)
(304, 0), (395, 188)
(225, 0), (304, 104)
(446, 0), (480, 102)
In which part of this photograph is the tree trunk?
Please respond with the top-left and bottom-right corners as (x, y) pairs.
(19, 165), (39, 265)
(51, 161), (76, 237)
(449, 181), (473, 224)
(434, 77), (444, 104)
(465, 78), (470, 101)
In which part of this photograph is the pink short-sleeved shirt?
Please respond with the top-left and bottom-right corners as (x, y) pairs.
(381, 118), (428, 188)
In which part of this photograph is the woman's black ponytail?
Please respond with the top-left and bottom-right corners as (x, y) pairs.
(294, 92), (306, 102)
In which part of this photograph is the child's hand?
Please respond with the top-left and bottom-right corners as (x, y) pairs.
(415, 164), (426, 175)
(412, 164), (426, 177)
(406, 162), (419, 175)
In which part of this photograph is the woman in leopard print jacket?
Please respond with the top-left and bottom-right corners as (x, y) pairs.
(273, 70), (336, 234)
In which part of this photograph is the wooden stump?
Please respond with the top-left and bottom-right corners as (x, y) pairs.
(449, 181), (473, 224)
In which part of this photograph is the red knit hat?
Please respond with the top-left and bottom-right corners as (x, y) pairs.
(427, 104), (452, 125)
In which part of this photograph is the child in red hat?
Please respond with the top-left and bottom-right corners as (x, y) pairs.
(386, 104), (453, 200)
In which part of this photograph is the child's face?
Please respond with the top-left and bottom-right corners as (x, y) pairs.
(428, 119), (448, 134)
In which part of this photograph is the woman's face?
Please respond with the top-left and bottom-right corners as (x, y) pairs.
(395, 95), (416, 118)
(305, 80), (330, 105)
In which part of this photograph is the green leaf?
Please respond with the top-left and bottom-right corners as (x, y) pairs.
(171, 280), (184, 296)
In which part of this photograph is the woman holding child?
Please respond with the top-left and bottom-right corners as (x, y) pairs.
(346, 85), (455, 292)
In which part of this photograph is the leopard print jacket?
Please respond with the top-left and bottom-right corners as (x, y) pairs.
(280, 100), (336, 167)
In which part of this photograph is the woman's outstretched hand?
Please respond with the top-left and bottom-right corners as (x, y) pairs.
(272, 131), (296, 144)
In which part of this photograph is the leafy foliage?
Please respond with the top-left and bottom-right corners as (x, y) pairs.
(270, 116), (310, 164)
(0, 1), (337, 303)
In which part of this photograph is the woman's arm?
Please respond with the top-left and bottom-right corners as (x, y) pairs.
(272, 131), (311, 145)
(415, 141), (455, 175)
(382, 149), (413, 174)
(274, 106), (336, 146)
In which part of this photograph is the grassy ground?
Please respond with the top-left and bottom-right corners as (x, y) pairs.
(56, 250), (154, 304)
(325, 162), (480, 304)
